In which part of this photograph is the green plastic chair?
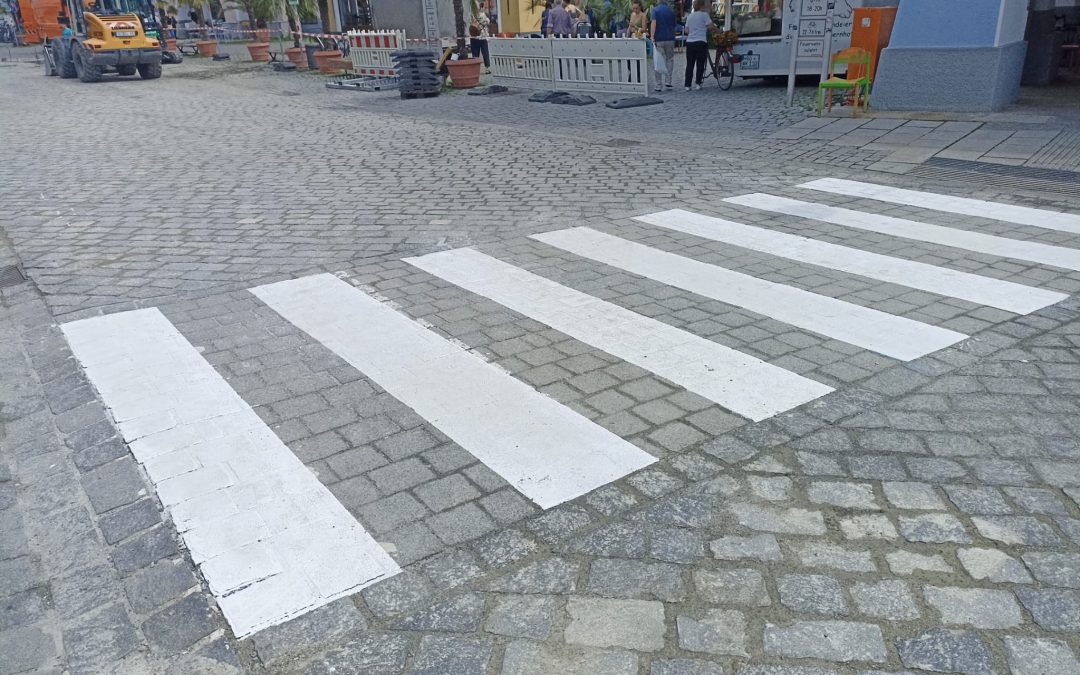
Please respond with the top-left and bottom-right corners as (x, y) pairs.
(817, 47), (872, 117)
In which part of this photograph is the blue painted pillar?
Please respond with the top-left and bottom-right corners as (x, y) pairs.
(872, 0), (1028, 111)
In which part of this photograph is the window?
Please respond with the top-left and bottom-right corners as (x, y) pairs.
(713, 0), (782, 37)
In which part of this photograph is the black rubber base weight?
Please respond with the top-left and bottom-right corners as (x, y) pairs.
(605, 96), (663, 109)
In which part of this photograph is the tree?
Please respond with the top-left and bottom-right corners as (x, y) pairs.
(228, 0), (275, 28)
(452, 0), (466, 56)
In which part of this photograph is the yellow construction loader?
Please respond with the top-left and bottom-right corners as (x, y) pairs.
(42, 0), (162, 82)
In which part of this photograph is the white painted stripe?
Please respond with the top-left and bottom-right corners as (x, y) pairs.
(251, 273), (656, 510)
(406, 248), (833, 421)
(800, 177), (1080, 235)
(634, 209), (1066, 315)
(61, 309), (400, 639)
(725, 193), (1080, 272)
(532, 227), (966, 361)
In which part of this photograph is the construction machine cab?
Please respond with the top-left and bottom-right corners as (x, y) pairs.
(42, 0), (163, 81)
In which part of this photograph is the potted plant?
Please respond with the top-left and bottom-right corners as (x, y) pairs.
(445, 0), (482, 88)
(281, 0), (315, 68)
(312, 38), (343, 72)
(247, 39), (271, 60)
(280, 0), (306, 66)
(254, 20), (271, 42)
(184, 0), (220, 55)
(153, 1), (181, 49)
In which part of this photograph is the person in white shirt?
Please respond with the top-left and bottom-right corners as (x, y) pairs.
(683, 0), (712, 90)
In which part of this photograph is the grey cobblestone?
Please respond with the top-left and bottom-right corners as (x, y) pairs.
(897, 629), (993, 675)
(484, 595), (556, 640)
(764, 621), (886, 663)
(957, 548), (1033, 583)
(924, 586), (1023, 629)
(4, 53), (1080, 675)
(677, 610), (748, 656)
(564, 597), (665, 651)
(1004, 636), (1080, 675)
(779, 574), (846, 615)
(851, 580), (919, 621)
(696, 568), (770, 607)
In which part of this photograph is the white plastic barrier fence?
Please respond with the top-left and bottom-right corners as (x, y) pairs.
(489, 38), (555, 90)
(490, 37), (648, 95)
(347, 29), (407, 76)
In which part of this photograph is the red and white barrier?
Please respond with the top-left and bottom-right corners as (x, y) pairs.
(346, 29), (406, 76)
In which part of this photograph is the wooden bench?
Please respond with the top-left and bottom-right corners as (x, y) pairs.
(176, 40), (199, 56)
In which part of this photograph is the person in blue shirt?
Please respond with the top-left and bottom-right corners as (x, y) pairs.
(650, 0), (676, 91)
(540, 1), (551, 36)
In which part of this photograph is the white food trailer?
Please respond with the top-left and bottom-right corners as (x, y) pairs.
(714, 0), (864, 78)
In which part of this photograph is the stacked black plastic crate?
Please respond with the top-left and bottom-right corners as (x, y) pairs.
(392, 49), (441, 99)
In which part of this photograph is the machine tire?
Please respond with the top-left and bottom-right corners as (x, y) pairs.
(55, 39), (77, 78)
(116, 64), (137, 76)
(74, 45), (103, 82)
(137, 61), (162, 79)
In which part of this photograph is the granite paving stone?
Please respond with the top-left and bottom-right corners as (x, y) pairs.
(484, 595), (556, 640)
(897, 629), (993, 675)
(695, 569), (771, 607)
(677, 609), (748, 656)
(764, 621), (887, 663)
(5, 54), (1080, 675)
(779, 574), (846, 615)
(924, 586), (1023, 629)
(1004, 636), (1080, 675)
(957, 548), (1033, 583)
(564, 597), (666, 651)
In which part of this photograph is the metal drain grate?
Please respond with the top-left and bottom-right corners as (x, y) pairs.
(925, 156), (1080, 184)
(905, 158), (1080, 198)
(0, 264), (27, 289)
(1027, 131), (1080, 171)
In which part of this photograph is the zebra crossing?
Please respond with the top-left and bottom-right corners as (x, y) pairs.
(60, 178), (1080, 638)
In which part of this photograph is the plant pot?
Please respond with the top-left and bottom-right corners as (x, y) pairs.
(313, 49), (342, 73)
(196, 40), (217, 57)
(445, 56), (482, 88)
(247, 42), (271, 62)
(304, 43), (320, 69)
(285, 46), (307, 70)
(165, 37), (177, 52)
(255, 28), (271, 42)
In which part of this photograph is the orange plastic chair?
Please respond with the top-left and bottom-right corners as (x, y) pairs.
(817, 47), (872, 117)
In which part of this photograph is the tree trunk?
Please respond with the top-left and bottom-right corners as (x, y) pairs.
(286, 3), (300, 47)
(452, 0), (467, 56)
(317, 0), (331, 33)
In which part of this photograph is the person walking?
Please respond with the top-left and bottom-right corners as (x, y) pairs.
(650, 0), (676, 91)
(684, 0), (711, 90)
(546, 0), (574, 37)
(469, 1), (492, 73)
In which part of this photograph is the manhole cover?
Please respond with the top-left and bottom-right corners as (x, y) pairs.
(0, 264), (27, 289)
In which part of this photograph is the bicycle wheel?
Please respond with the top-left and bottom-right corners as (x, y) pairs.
(710, 47), (723, 86)
(719, 50), (735, 90)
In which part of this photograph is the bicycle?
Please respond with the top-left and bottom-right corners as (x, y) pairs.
(707, 28), (740, 90)
(708, 44), (735, 90)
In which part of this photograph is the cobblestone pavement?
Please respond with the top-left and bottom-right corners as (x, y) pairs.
(2, 54), (1080, 675)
